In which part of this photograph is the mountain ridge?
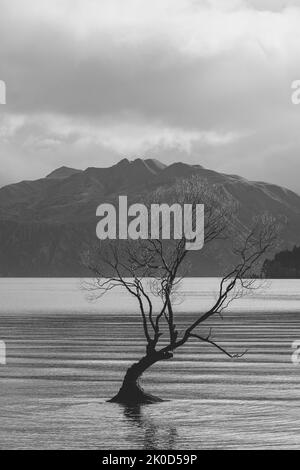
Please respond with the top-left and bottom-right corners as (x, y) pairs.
(2, 157), (298, 196)
(0, 157), (299, 276)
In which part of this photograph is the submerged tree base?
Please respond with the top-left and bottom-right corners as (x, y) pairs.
(107, 354), (172, 405)
(108, 382), (164, 405)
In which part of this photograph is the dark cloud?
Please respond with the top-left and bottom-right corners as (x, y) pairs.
(0, 0), (300, 192)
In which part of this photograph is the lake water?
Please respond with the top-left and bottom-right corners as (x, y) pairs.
(0, 278), (300, 449)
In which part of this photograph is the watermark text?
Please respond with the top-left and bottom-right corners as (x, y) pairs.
(291, 340), (300, 365)
(96, 196), (204, 251)
(291, 80), (300, 105)
(0, 80), (6, 104)
(0, 341), (6, 365)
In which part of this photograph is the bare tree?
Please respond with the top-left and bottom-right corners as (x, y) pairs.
(83, 180), (278, 404)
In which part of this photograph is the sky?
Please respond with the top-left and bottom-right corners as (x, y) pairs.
(0, 0), (300, 192)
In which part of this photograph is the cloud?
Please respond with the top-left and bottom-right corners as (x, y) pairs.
(0, 0), (300, 192)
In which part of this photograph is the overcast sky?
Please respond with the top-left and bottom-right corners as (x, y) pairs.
(0, 0), (300, 192)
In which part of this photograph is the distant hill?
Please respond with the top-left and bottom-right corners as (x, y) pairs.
(0, 157), (300, 276)
(263, 246), (300, 278)
(46, 166), (82, 180)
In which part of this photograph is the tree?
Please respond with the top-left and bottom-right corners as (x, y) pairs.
(83, 179), (278, 405)
(263, 245), (300, 278)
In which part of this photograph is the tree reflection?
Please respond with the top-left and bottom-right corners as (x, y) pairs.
(121, 404), (178, 450)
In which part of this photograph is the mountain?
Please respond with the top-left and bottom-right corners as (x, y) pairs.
(0, 158), (299, 276)
(46, 166), (82, 180)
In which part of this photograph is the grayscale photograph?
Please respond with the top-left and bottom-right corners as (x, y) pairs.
(0, 0), (300, 456)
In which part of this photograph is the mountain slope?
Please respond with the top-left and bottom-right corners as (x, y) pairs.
(46, 166), (83, 180)
(0, 158), (299, 276)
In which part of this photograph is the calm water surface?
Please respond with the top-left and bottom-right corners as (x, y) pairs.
(0, 278), (300, 449)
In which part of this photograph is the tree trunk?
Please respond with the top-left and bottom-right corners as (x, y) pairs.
(108, 351), (173, 405)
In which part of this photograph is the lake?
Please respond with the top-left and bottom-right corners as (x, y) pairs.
(0, 278), (300, 449)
